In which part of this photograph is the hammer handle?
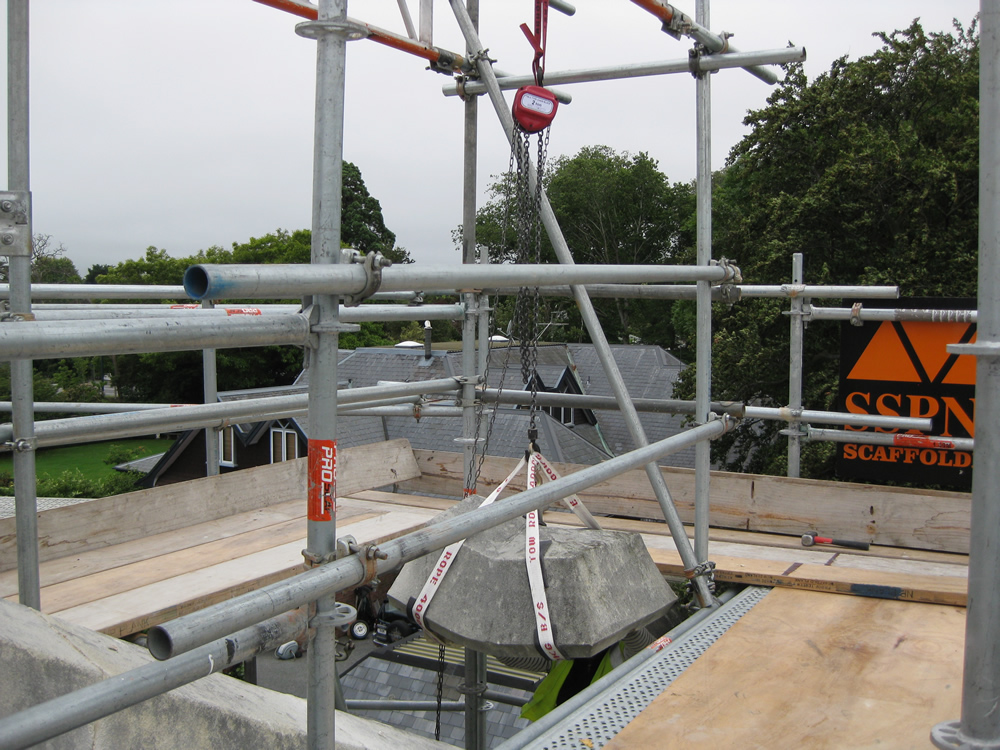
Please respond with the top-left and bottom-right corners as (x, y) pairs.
(814, 535), (870, 551)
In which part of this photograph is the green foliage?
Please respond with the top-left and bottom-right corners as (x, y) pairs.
(0, 468), (145, 498)
(0, 233), (80, 284)
(469, 145), (695, 345)
(84, 263), (111, 283)
(103, 443), (146, 466)
(96, 161), (404, 402)
(340, 320), (397, 349)
(678, 19), (980, 477)
(114, 346), (305, 404)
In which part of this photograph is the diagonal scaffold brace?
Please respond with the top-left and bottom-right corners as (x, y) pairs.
(447, 0), (718, 608)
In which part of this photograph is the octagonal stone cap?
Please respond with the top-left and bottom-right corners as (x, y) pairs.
(388, 497), (676, 660)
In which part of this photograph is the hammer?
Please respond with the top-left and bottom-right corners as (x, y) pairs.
(801, 532), (870, 551)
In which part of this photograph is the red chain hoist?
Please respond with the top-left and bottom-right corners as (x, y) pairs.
(512, 0), (558, 133)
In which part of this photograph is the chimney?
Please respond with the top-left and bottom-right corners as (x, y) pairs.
(423, 320), (433, 360)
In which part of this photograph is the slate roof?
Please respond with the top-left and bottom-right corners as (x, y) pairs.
(381, 409), (611, 466)
(316, 347), (457, 390)
(150, 343), (697, 485)
(218, 383), (307, 438)
(114, 452), (165, 475)
(340, 634), (536, 747)
(567, 344), (696, 470)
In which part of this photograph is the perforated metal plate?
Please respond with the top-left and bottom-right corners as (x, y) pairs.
(519, 586), (771, 750)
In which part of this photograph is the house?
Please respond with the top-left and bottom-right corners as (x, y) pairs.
(134, 343), (695, 487)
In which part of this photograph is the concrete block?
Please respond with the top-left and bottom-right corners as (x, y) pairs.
(389, 497), (676, 660)
(0, 599), (457, 749)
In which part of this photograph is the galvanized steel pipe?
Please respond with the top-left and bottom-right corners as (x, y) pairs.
(7, 0), (40, 611)
(744, 405), (932, 432)
(448, 0), (716, 607)
(738, 284), (898, 299)
(183, 262), (731, 300)
(931, 2), (1000, 745)
(147, 417), (732, 660)
(806, 427), (974, 452)
(481, 387), (744, 418)
(628, 0), (782, 84)
(0, 315), (312, 361)
(0, 378), (460, 447)
(442, 47), (806, 98)
(0, 609), (306, 750)
(0, 283), (187, 300)
(807, 306), (977, 323)
(27, 303), (464, 323)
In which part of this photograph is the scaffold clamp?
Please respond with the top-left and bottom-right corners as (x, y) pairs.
(0, 191), (30, 258)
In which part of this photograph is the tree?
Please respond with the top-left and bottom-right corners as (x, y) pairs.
(84, 264), (111, 283)
(97, 246), (191, 287)
(468, 146), (695, 345)
(101, 161), (406, 402)
(0, 233), (81, 284)
(677, 19), (980, 478)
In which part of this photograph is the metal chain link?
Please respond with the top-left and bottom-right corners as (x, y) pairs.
(468, 124), (550, 488)
(435, 642), (446, 740)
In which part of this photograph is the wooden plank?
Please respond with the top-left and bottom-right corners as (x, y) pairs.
(52, 507), (437, 637)
(0, 438), (419, 571)
(648, 548), (968, 606)
(605, 588), (965, 750)
(7, 511), (381, 613)
(403, 449), (972, 553)
(0, 499), (306, 599)
(348, 489), (458, 514)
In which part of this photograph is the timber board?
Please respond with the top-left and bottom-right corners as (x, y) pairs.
(402, 449), (971, 553)
(605, 588), (965, 749)
(0, 438), (420, 571)
(352, 489), (970, 571)
(648, 548), (968, 607)
(0, 499), (306, 599)
(52, 505), (437, 637)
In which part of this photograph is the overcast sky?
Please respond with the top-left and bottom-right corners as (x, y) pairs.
(0, 0), (981, 274)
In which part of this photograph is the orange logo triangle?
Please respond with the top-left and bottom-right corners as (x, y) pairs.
(943, 330), (977, 385)
(899, 322), (971, 381)
(847, 322), (921, 382)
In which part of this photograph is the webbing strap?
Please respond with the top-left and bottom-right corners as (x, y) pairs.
(412, 456), (528, 634)
(530, 451), (602, 531)
(519, 0), (550, 86)
(526, 453), (564, 661)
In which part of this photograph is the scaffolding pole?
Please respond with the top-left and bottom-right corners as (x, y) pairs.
(183, 261), (733, 300)
(27, 303), (465, 322)
(459, 3), (488, 745)
(147, 418), (732, 660)
(693, 0), (713, 567)
(442, 46), (806, 97)
(0, 378), (459, 447)
(6, 0), (39, 610)
(447, 0), (719, 608)
(296, 0), (351, 747)
(931, 0), (1000, 746)
(787, 253), (805, 477)
(0, 609), (306, 750)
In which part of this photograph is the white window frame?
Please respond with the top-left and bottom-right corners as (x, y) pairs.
(218, 426), (236, 468)
(270, 422), (300, 464)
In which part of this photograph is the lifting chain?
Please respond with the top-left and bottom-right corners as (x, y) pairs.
(434, 642), (446, 740)
(510, 122), (550, 444)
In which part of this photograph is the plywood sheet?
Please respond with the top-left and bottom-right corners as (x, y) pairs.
(605, 588), (965, 750)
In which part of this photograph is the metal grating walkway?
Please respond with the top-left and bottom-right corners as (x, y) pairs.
(516, 586), (771, 750)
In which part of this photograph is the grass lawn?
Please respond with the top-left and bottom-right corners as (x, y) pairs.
(0, 437), (175, 482)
